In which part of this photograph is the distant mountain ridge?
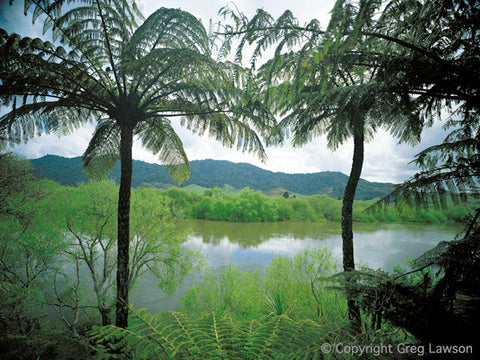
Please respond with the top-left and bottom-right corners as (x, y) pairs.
(30, 155), (394, 200)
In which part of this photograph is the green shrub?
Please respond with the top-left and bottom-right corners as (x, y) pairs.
(181, 247), (346, 324)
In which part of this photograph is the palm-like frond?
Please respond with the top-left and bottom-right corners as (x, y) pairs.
(223, 1), (417, 154)
(371, 118), (480, 212)
(369, 0), (480, 211)
(4, 0), (278, 328)
(89, 308), (328, 359)
(82, 118), (121, 180)
(0, 28), (111, 144)
(365, 0), (480, 215)
(134, 118), (189, 185)
(129, 7), (208, 57)
(197, 313), (246, 358)
(373, 0), (480, 121)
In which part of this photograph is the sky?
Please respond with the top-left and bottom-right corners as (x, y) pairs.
(0, 0), (449, 184)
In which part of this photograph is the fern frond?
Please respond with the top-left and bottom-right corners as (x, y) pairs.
(197, 313), (245, 359)
(134, 118), (190, 185)
(91, 309), (221, 359)
(90, 308), (331, 360)
(129, 7), (209, 57)
(82, 118), (121, 180)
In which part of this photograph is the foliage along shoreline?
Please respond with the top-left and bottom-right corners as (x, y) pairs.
(22, 176), (476, 225)
(161, 185), (476, 225)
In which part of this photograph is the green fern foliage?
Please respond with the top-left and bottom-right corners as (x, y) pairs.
(90, 308), (328, 359)
(196, 313), (246, 359)
(263, 291), (290, 318)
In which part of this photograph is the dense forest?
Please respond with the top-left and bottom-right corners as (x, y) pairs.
(1, 0), (479, 358)
(31, 155), (394, 200)
(162, 186), (476, 224)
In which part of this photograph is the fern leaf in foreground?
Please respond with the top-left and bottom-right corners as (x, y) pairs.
(197, 313), (246, 359)
(90, 308), (329, 359)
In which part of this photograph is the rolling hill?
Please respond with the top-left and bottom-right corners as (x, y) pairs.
(30, 155), (394, 200)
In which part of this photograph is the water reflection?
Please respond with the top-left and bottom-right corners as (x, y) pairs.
(132, 220), (461, 313)
(189, 220), (342, 246)
(184, 220), (460, 271)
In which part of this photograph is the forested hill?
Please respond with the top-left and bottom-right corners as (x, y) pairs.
(30, 155), (394, 200)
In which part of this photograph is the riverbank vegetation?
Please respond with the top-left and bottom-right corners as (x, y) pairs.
(162, 186), (477, 224)
(0, 160), (420, 358)
(90, 248), (416, 359)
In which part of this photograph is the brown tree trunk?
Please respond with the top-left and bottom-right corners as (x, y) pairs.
(341, 117), (364, 332)
(116, 125), (133, 328)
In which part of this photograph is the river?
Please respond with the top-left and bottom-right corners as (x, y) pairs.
(131, 220), (461, 313)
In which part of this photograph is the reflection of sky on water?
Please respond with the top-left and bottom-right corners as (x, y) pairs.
(184, 235), (325, 271)
(132, 220), (461, 313)
(183, 221), (459, 273)
(351, 225), (458, 271)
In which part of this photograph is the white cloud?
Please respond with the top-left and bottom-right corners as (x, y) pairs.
(9, 123), (95, 159)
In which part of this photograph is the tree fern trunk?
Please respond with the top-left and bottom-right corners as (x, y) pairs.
(116, 125), (133, 328)
(100, 308), (111, 326)
(341, 118), (364, 332)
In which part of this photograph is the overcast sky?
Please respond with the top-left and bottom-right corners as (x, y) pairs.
(0, 0), (449, 183)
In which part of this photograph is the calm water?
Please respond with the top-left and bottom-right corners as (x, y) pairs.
(131, 220), (461, 313)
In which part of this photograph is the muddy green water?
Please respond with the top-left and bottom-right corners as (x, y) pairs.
(131, 220), (461, 313)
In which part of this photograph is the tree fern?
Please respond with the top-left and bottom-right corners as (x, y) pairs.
(90, 308), (331, 360)
(91, 309), (235, 359)
(2, 1), (278, 327)
(339, 229), (480, 345)
(197, 313), (245, 359)
(219, 0), (428, 332)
